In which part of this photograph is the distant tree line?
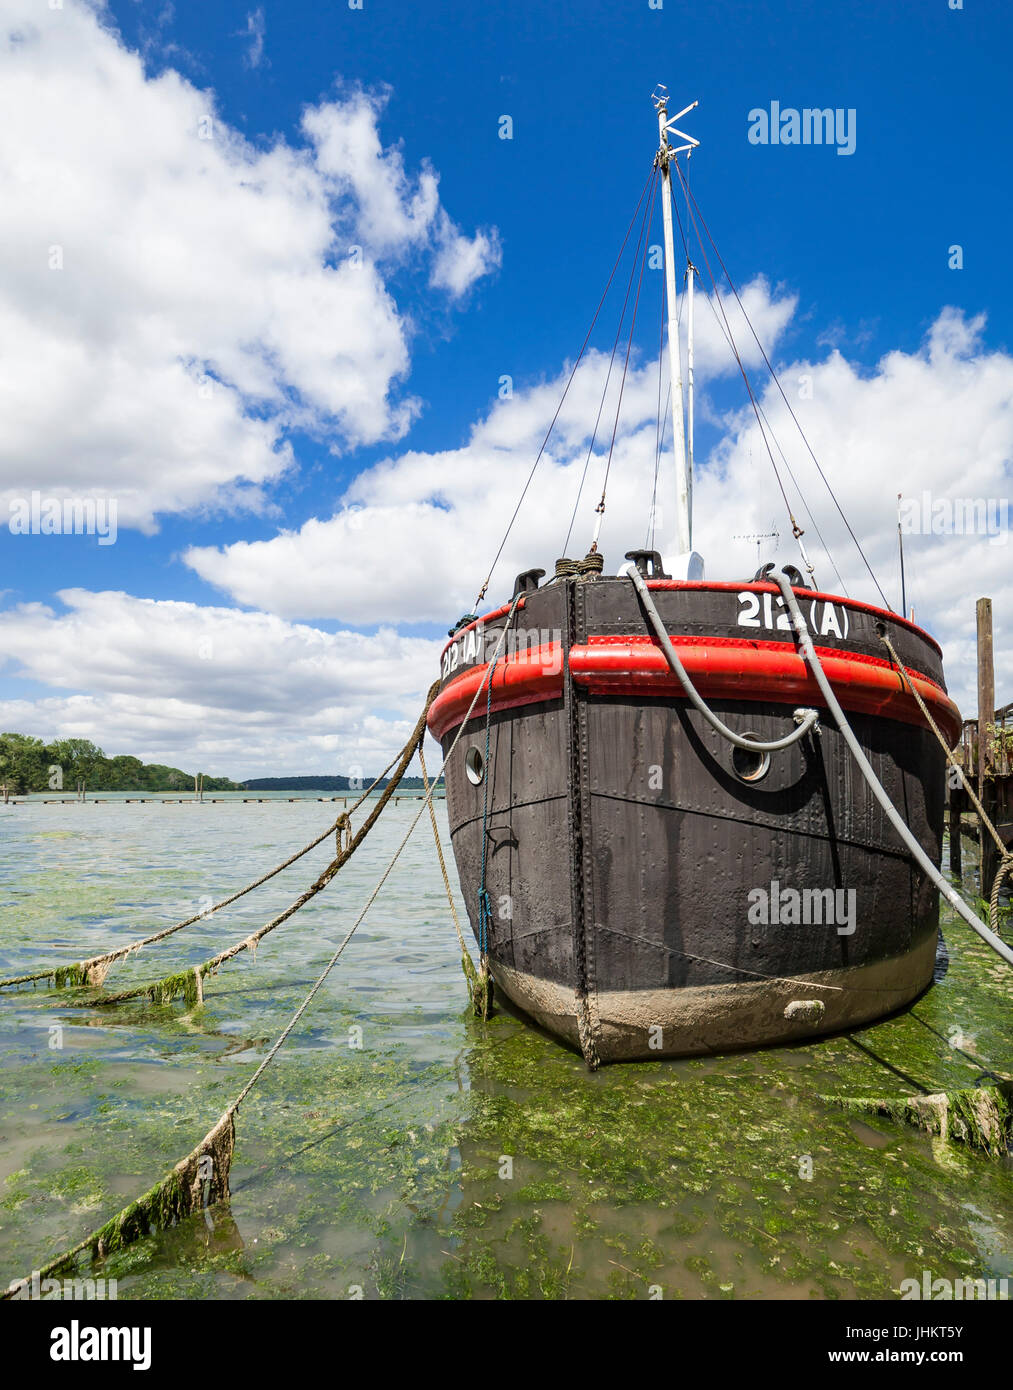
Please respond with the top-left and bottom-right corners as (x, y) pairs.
(0, 733), (242, 794)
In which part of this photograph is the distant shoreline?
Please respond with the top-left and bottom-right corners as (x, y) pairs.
(0, 732), (430, 795)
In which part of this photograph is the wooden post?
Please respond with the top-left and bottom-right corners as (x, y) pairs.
(977, 597), (997, 900)
(948, 792), (962, 878)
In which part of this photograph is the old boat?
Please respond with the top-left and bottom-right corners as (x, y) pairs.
(426, 90), (961, 1064)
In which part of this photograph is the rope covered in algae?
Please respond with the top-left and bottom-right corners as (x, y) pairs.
(879, 631), (1013, 935)
(418, 743), (485, 1013)
(824, 1083), (1013, 1160)
(66, 692), (437, 1009)
(3, 605), (521, 1292)
(0, 746), (407, 993)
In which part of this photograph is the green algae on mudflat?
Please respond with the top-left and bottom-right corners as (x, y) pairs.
(2, 810), (1013, 1299)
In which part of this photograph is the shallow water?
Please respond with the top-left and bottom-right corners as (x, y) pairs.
(1, 797), (1011, 1300)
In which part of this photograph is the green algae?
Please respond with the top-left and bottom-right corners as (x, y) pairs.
(2, 812), (1013, 1299)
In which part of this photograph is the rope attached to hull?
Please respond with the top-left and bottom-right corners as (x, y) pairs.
(624, 561), (820, 752)
(68, 693), (435, 1009)
(419, 743), (486, 1016)
(770, 574), (1013, 971)
(0, 748), (407, 994)
(878, 629), (1013, 936)
(3, 606), (522, 1291)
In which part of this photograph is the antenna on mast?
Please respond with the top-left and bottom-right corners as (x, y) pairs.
(734, 523), (780, 571)
(896, 493), (907, 617)
(651, 85), (703, 581)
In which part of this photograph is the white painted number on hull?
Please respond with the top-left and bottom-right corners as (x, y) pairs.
(736, 591), (849, 639)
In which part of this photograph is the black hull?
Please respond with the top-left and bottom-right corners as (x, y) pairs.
(432, 574), (956, 1062)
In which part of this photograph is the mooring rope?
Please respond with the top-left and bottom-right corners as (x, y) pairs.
(0, 748), (407, 994)
(624, 561), (820, 751)
(878, 630), (1013, 935)
(419, 743), (484, 1012)
(620, 563), (1013, 989)
(770, 574), (1013, 970)
(69, 694), (436, 1009)
(3, 601), (523, 1291)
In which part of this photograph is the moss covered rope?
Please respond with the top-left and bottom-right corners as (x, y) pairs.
(824, 1082), (1013, 1160)
(3, 613), (520, 1289)
(4, 1112), (236, 1293)
(0, 746), (407, 995)
(418, 743), (489, 1018)
(68, 689), (438, 1010)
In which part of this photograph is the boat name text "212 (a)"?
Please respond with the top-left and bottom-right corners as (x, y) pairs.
(737, 590), (850, 639)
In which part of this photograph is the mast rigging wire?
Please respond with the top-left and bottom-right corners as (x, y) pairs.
(672, 159), (891, 609)
(591, 165), (658, 549)
(563, 165), (659, 555)
(689, 267), (847, 593)
(473, 163), (657, 609)
(665, 163), (801, 544)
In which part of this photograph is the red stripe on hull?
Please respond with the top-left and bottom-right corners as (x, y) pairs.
(428, 645), (563, 740)
(427, 635), (960, 744)
(569, 635), (961, 744)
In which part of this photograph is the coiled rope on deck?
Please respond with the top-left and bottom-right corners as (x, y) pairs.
(3, 604), (522, 1293)
(554, 552), (605, 580)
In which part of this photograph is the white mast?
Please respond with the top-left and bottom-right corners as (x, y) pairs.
(652, 87), (699, 566)
(687, 259), (695, 484)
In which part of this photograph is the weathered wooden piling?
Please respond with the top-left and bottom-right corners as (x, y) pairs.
(948, 795), (962, 878)
(977, 597), (1000, 900)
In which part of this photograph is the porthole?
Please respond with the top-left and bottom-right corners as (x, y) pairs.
(465, 747), (485, 785)
(732, 736), (771, 784)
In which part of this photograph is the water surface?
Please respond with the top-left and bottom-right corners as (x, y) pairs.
(1, 797), (1011, 1299)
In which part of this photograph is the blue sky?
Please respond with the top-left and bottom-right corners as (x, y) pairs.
(1, 0), (1010, 774)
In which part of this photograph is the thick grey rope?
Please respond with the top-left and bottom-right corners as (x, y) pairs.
(772, 573), (1013, 970)
(624, 562), (819, 751)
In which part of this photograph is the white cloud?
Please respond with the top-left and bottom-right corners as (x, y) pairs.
(183, 300), (1013, 716)
(691, 307), (1013, 715)
(302, 91), (501, 296)
(0, 590), (437, 777)
(240, 7), (266, 70)
(178, 277), (797, 624)
(0, 0), (498, 530)
(430, 214), (502, 297)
